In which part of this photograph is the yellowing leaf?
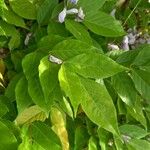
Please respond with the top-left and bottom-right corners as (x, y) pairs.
(51, 107), (69, 150)
(15, 105), (47, 125)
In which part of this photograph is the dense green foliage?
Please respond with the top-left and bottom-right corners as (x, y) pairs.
(0, 0), (150, 149)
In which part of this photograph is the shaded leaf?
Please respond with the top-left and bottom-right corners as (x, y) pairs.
(15, 76), (33, 113)
(37, 0), (58, 25)
(0, 120), (18, 150)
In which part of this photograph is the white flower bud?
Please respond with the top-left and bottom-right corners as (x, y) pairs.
(78, 7), (85, 20)
(66, 8), (78, 14)
(110, 9), (116, 18)
(48, 55), (63, 64)
(24, 33), (32, 46)
(108, 43), (119, 50)
(58, 8), (67, 23)
(122, 36), (129, 50)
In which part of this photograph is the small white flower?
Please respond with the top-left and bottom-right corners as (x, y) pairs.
(75, 7), (85, 22)
(110, 9), (116, 18)
(128, 33), (136, 45)
(78, 7), (85, 20)
(58, 8), (67, 23)
(66, 8), (78, 14)
(122, 135), (131, 143)
(48, 55), (63, 65)
(24, 33), (32, 46)
(108, 43), (119, 50)
(69, 0), (78, 4)
(122, 36), (129, 50)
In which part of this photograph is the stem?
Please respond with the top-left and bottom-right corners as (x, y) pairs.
(123, 0), (142, 26)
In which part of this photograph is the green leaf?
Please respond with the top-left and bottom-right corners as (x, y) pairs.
(88, 137), (97, 150)
(18, 126), (45, 150)
(39, 56), (62, 107)
(0, 96), (17, 121)
(47, 21), (69, 37)
(84, 11), (125, 37)
(15, 105), (46, 125)
(0, 20), (20, 50)
(66, 53), (126, 79)
(22, 51), (47, 111)
(31, 122), (62, 150)
(80, 78), (119, 136)
(78, 0), (106, 15)
(9, 0), (37, 19)
(74, 126), (89, 150)
(15, 76), (33, 114)
(37, 0), (58, 25)
(5, 73), (22, 102)
(1, 5), (26, 28)
(112, 72), (137, 106)
(132, 68), (150, 101)
(127, 96), (147, 129)
(51, 39), (102, 60)
(133, 45), (150, 67)
(0, 101), (9, 117)
(0, 120), (18, 150)
(11, 51), (25, 72)
(59, 65), (119, 135)
(58, 65), (83, 115)
(119, 124), (149, 139)
(65, 20), (93, 44)
(38, 35), (65, 51)
(98, 128), (111, 150)
(127, 139), (150, 150)
(116, 50), (139, 67)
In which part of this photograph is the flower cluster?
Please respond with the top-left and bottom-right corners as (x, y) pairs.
(58, 0), (85, 23)
(122, 28), (150, 50)
(108, 27), (150, 51)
